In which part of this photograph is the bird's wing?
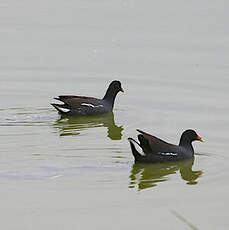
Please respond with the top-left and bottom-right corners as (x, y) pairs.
(54, 95), (102, 108)
(137, 129), (176, 155)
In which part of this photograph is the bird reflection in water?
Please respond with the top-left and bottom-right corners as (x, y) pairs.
(53, 112), (123, 140)
(129, 158), (202, 191)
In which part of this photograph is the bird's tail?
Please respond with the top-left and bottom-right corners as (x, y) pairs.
(51, 103), (70, 114)
(128, 138), (143, 162)
(138, 134), (151, 154)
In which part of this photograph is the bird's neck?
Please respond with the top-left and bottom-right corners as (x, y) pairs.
(103, 90), (118, 108)
(179, 139), (194, 153)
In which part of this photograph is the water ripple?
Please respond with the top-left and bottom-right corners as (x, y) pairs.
(0, 107), (57, 126)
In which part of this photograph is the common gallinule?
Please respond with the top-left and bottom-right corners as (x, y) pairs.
(128, 129), (203, 163)
(51, 80), (124, 116)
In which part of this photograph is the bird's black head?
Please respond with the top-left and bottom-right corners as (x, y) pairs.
(179, 129), (203, 146)
(108, 80), (124, 93)
(103, 80), (124, 102)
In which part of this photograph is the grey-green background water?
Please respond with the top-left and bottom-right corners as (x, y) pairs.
(0, 1), (229, 229)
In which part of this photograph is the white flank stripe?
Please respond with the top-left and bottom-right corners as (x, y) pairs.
(81, 103), (103, 108)
(159, 152), (178, 156)
(58, 107), (70, 113)
(81, 103), (95, 108)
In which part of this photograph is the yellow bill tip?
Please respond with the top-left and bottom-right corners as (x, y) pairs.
(197, 135), (204, 142)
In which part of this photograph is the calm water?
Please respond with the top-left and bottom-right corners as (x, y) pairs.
(0, 1), (229, 229)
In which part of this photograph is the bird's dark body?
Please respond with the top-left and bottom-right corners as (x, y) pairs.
(51, 80), (123, 116)
(128, 129), (202, 163)
(52, 96), (111, 116)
